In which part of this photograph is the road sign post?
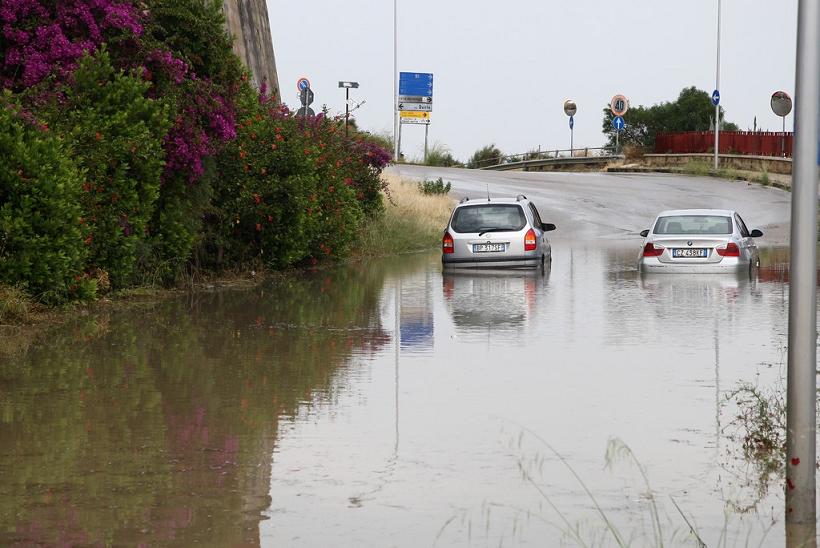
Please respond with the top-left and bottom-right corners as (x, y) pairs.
(610, 95), (628, 156)
(771, 91), (793, 157)
(785, 0), (819, 542)
(397, 72), (434, 162)
(612, 116), (625, 154)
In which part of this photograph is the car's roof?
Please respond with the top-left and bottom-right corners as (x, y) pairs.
(657, 208), (735, 217)
(456, 197), (528, 207)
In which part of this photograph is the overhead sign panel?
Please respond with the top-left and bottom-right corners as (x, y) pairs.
(399, 72), (433, 97)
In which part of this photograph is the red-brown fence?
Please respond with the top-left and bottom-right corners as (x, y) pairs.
(655, 131), (793, 157)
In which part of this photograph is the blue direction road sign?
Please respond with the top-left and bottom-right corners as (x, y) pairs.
(711, 89), (720, 106)
(399, 72), (433, 97)
(612, 115), (625, 131)
(569, 116), (574, 130)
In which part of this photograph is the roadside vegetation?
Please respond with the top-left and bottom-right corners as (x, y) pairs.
(0, 0), (391, 313)
(467, 144), (504, 169)
(354, 173), (453, 258)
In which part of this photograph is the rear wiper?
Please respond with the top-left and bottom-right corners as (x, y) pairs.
(478, 228), (513, 237)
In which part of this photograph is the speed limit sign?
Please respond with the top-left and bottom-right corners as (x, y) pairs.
(610, 94), (629, 117)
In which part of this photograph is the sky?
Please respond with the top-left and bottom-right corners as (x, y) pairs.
(267, 0), (799, 162)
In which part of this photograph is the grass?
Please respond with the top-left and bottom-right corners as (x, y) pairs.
(353, 173), (454, 257)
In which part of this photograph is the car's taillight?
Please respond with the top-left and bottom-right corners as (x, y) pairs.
(442, 232), (454, 254)
(524, 228), (537, 251)
(716, 242), (740, 257)
(642, 242), (664, 257)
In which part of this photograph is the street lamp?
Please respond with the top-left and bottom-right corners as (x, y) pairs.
(338, 81), (359, 136)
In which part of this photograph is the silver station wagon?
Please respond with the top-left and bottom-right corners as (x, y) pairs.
(639, 208), (762, 274)
(442, 195), (555, 269)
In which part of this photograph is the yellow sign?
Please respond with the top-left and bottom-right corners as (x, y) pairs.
(400, 111), (430, 119)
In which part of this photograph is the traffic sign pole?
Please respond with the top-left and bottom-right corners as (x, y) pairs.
(714, 0), (721, 170)
(785, 0), (819, 541)
(423, 124), (429, 164)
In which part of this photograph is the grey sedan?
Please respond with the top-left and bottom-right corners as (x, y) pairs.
(638, 209), (762, 274)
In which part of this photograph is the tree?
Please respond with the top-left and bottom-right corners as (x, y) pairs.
(467, 144), (503, 169)
(601, 87), (739, 150)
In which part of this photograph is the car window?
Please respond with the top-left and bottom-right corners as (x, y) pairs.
(653, 215), (732, 235)
(528, 203), (543, 227)
(451, 204), (527, 233)
(735, 214), (750, 237)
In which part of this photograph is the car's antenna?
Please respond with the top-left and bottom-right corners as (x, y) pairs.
(486, 184), (490, 202)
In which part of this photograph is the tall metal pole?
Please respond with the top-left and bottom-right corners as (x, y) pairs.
(570, 125), (574, 155)
(785, 0), (819, 541)
(423, 123), (429, 164)
(393, 0), (399, 161)
(345, 87), (350, 137)
(782, 115), (786, 157)
(713, 0), (721, 170)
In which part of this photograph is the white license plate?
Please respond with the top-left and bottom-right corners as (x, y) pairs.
(672, 248), (708, 258)
(473, 243), (505, 253)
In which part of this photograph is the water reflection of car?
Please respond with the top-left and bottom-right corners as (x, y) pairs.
(638, 209), (762, 274)
(442, 196), (555, 269)
(639, 272), (761, 315)
(442, 268), (549, 334)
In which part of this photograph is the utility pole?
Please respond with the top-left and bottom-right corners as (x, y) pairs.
(393, 0), (399, 161)
(785, 0), (819, 543)
(713, 0), (721, 170)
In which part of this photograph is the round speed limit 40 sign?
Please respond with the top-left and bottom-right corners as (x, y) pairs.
(610, 94), (629, 117)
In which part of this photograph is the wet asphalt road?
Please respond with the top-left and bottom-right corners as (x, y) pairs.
(390, 165), (793, 244)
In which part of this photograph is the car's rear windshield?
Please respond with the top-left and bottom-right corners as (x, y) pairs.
(653, 215), (732, 235)
(451, 204), (527, 233)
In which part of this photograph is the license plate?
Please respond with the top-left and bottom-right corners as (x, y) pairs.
(473, 243), (505, 253)
(672, 248), (708, 258)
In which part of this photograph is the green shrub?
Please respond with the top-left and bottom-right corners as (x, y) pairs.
(0, 100), (90, 303)
(418, 177), (452, 195)
(43, 50), (171, 289)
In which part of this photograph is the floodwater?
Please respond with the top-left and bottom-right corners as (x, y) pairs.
(0, 243), (809, 546)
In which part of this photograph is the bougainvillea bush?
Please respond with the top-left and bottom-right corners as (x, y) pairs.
(0, 0), (392, 304)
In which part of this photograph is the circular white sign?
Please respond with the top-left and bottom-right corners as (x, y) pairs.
(610, 94), (628, 117)
(771, 91), (792, 117)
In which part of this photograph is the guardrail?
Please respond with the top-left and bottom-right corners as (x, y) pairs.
(476, 147), (620, 171)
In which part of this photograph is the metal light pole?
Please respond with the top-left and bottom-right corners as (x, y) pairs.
(338, 81), (359, 137)
(713, 0), (721, 170)
(785, 0), (819, 541)
(393, 0), (399, 161)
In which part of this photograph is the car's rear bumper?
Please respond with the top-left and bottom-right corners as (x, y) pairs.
(443, 254), (542, 269)
(639, 256), (749, 274)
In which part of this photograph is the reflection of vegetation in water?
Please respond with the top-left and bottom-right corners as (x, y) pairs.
(438, 429), (780, 547)
(0, 259), (408, 545)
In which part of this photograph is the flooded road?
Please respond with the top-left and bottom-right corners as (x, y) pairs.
(0, 169), (810, 546)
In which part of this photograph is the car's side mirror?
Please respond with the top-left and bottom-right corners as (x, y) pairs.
(541, 223), (556, 232)
(640, 229), (650, 237)
(750, 229), (763, 238)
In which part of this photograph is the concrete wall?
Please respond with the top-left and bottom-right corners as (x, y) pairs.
(644, 153), (793, 175)
(222, 0), (280, 100)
